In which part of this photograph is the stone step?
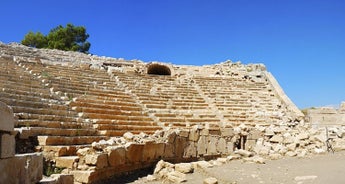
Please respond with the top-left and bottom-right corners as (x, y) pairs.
(55, 156), (80, 169)
(94, 124), (161, 131)
(12, 106), (76, 116)
(95, 120), (157, 126)
(37, 135), (107, 146)
(84, 113), (152, 121)
(41, 145), (91, 156)
(73, 107), (145, 116)
(73, 97), (138, 107)
(16, 127), (97, 138)
(16, 113), (76, 122)
(16, 120), (87, 129)
(98, 129), (157, 136)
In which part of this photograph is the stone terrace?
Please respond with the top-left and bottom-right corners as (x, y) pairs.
(0, 42), (304, 183)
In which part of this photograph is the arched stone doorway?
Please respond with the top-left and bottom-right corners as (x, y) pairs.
(147, 63), (171, 75)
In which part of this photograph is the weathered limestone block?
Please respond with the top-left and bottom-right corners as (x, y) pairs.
(200, 129), (209, 136)
(50, 174), (74, 184)
(55, 156), (79, 169)
(125, 143), (144, 163)
(85, 153), (108, 169)
(0, 101), (14, 132)
(166, 131), (177, 144)
(193, 160), (213, 169)
(70, 170), (97, 184)
(270, 135), (283, 143)
(0, 133), (15, 158)
(183, 142), (197, 158)
(248, 129), (261, 140)
(163, 143), (175, 158)
(0, 153), (43, 184)
(189, 129), (199, 142)
(175, 137), (188, 158)
(207, 136), (218, 155)
(245, 139), (256, 151)
(297, 133), (309, 140)
(167, 171), (186, 183)
(197, 136), (207, 156)
(227, 142), (234, 153)
(175, 163), (193, 174)
(216, 137), (227, 154)
(179, 130), (189, 138)
(204, 177), (218, 184)
(143, 142), (165, 162)
(220, 128), (234, 137)
(107, 146), (126, 167)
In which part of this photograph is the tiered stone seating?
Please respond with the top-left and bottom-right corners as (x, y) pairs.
(113, 71), (221, 128)
(194, 74), (285, 126)
(0, 59), (105, 149)
(22, 61), (161, 137)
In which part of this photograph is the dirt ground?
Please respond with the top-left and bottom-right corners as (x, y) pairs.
(133, 151), (345, 184)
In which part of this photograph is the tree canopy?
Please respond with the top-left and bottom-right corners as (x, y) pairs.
(21, 24), (91, 53)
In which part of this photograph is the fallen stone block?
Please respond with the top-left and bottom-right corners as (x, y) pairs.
(297, 133), (309, 140)
(204, 177), (218, 184)
(175, 163), (193, 174)
(270, 135), (283, 143)
(234, 149), (253, 157)
(193, 160), (213, 169)
(167, 171), (186, 183)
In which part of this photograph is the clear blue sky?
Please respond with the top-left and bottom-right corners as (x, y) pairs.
(1, 0), (344, 109)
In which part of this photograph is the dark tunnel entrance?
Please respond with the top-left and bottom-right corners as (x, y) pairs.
(147, 64), (171, 75)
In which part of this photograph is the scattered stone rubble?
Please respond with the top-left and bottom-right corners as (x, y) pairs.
(53, 123), (345, 183)
(131, 123), (345, 183)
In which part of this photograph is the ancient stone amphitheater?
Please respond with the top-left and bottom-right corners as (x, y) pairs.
(0, 42), (311, 183)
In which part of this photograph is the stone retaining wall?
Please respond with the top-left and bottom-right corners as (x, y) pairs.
(0, 101), (43, 184)
(61, 125), (260, 183)
(306, 102), (345, 127)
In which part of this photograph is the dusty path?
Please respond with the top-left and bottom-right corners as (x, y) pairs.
(134, 151), (345, 184)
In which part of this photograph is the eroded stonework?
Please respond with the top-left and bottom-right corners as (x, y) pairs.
(0, 42), (311, 183)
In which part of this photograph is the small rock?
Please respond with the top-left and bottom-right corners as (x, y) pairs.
(203, 177), (218, 184)
(234, 149), (253, 157)
(194, 161), (213, 169)
(269, 153), (282, 160)
(294, 175), (318, 181)
(123, 132), (134, 140)
(146, 175), (156, 181)
(286, 151), (297, 157)
(314, 148), (325, 154)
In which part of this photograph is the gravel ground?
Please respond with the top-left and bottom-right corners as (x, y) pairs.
(132, 151), (345, 184)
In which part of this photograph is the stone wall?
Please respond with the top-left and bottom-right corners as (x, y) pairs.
(0, 101), (43, 184)
(59, 125), (260, 183)
(306, 102), (345, 127)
